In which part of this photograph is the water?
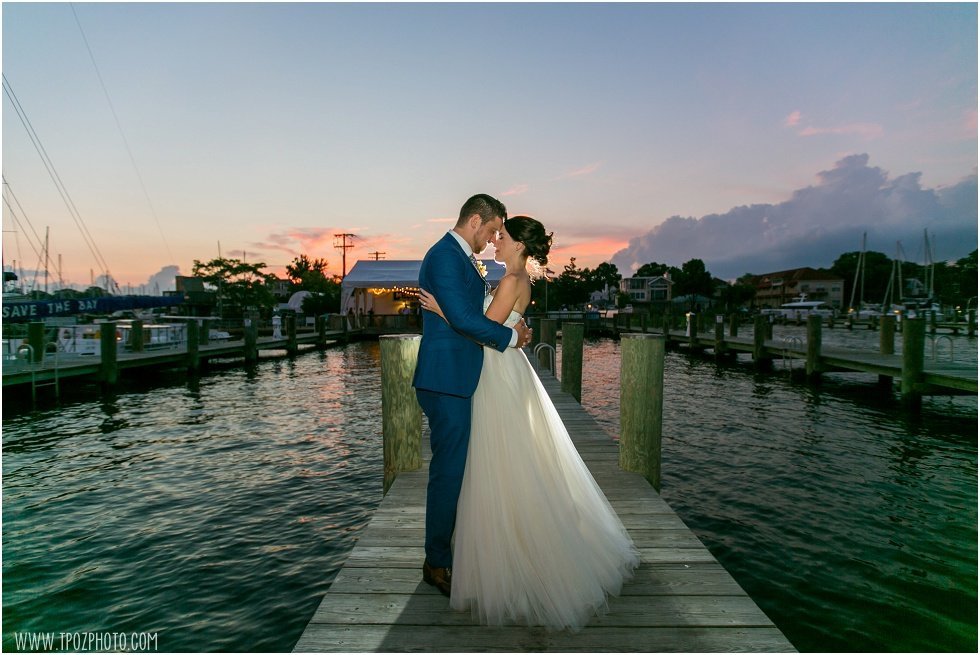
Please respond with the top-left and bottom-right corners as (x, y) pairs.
(2, 348), (385, 652)
(3, 330), (977, 652)
(561, 324), (978, 652)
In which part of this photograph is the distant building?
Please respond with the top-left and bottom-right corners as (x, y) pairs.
(619, 275), (672, 305)
(268, 276), (291, 299)
(748, 267), (844, 309)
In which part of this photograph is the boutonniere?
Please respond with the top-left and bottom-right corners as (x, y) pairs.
(476, 261), (487, 278)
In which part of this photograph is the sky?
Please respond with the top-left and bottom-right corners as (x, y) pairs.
(2, 2), (976, 293)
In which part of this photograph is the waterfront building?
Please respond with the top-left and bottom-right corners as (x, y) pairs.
(619, 275), (672, 307)
(339, 259), (506, 315)
(749, 267), (844, 309)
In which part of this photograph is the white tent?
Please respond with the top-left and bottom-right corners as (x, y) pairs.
(340, 259), (506, 313)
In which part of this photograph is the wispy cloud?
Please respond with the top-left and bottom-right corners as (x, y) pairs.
(784, 110), (802, 127)
(798, 122), (884, 140)
(426, 217), (456, 223)
(501, 184), (529, 196)
(553, 162), (602, 181)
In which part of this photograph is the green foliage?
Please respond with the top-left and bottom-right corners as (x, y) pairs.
(673, 259), (714, 297)
(286, 254), (341, 314)
(830, 251), (893, 308)
(192, 257), (277, 318)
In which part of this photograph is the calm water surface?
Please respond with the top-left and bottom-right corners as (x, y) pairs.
(2, 328), (977, 652)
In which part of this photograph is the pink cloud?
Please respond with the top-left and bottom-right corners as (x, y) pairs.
(798, 122), (884, 140)
(501, 184), (529, 196)
(784, 110), (802, 127)
(557, 162), (602, 179)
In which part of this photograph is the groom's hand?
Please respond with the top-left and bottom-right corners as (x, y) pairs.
(514, 319), (532, 348)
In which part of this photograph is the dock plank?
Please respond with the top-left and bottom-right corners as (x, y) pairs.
(293, 365), (795, 652)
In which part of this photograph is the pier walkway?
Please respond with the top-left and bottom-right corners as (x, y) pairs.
(293, 368), (795, 652)
(2, 329), (358, 391)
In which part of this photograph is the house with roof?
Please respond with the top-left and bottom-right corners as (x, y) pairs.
(748, 267), (845, 309)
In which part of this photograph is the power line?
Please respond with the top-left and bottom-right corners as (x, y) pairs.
(334, 233), (356, 279)
(368, 251), (386, 261)
(70, 3), (175, 264)
(2, 73), (113, 284)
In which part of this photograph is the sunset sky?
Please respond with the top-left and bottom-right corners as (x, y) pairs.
(2, 2), (976, 292)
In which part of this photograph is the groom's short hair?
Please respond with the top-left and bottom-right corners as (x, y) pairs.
(456, 194), (507, 227)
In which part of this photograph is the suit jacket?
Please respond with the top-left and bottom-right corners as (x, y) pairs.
(412, 232), (513, 398)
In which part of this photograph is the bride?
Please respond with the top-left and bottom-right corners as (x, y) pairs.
(418, 216), (639, 631)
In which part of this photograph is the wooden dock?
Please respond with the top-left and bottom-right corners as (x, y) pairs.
(293, 369), (795, 652)
(2, 328), (356, 391)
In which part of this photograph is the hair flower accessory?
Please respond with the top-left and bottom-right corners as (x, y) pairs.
(476, 261), (487, 278)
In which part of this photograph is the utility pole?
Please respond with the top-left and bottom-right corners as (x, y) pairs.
(334, 233), (356, 279)
(369, 251), (386, 261)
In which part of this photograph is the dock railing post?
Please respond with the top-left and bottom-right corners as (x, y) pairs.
(619, 333), (665, 492)
(28, 321), (45, 363)
(728, 313), (738, 338)
(560, 322), (584, 403)
(99, 321), (119, 386)
(538, 318), (557, 371)
(968, 309), (976, 338)
(200, 319), (210, 345)
(380, 334), (422, 495)
(901, 318), (925, 410)
(806, 314), (822, 380)
(186, 319), (200, 371)
(244, 319), (258, 363)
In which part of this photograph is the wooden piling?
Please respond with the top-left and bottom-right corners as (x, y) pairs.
(753, 316), (772, 370)
(880, 315), (895, 355)
(560, 322), (584, 403)
(286, 314), (298, 355)
(130, 319), (145, 352)
(688, 313), (698, 348)
(380, 335), (422, 495)
(99, 322), (118, 386)
(186, 319), (200, 371)
(28, 321), (45, 363)
(969, 310), (976, 338)
(728, 313), (739, 338)
(200, 319), (210, 345)
(619, 334), (665, 492)
(806, 315), (822, 380)
(901, 318), (925, 410)
(529, 316), (541, 349)
(244, 320), (258, 363)
(316, 315), (327, 346)
(714, 315), (726, 358)
(538, 318), (557, 370)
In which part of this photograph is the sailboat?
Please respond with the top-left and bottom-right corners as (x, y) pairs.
(880, 231), (943, 320)
(847, 233), (882, 320)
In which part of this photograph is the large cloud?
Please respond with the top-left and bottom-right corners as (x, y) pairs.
(145, 265), (180, 294)
(611, 155), (978, 280)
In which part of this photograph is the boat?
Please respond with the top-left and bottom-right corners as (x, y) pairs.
(761, 295), (835, 321)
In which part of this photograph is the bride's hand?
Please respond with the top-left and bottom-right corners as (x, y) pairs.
(418, 289), (446, 320)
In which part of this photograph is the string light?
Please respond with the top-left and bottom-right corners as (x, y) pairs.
(368, 286), (420, 296)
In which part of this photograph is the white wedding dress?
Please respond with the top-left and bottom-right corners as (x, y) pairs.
(450, 296), (640, 630)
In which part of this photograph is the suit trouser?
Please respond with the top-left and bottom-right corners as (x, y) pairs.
(416, 388), (472, 568)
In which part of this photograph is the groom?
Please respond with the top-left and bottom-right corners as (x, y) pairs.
(413, 193), (532, 597)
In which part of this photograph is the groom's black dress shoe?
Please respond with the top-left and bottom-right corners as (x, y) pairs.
(422, 560), (452, 597)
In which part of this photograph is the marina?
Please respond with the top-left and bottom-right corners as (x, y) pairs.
(1, 334), (975, 651)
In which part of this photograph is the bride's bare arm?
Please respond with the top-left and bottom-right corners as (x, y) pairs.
(485, 275), (521, 324)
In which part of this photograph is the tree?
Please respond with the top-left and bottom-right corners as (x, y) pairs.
(549, 257), (591, 308)
(192, 257), (277, 318)
(285, 254), (341, 313)
(635, 262), (672, 278)
(673, 259), (714, 298)
(585, 262), (622, 304)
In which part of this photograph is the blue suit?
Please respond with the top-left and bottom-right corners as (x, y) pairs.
(413, 232), (513, 568)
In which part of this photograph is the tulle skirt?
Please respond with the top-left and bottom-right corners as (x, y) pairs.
(450, 346), (640, 630)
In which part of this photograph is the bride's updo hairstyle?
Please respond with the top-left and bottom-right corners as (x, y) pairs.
(504, 215), (553, 280)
